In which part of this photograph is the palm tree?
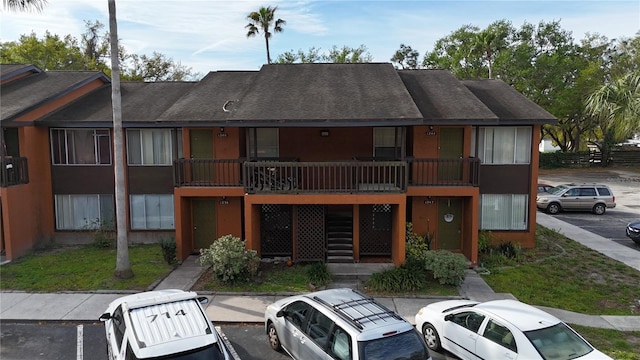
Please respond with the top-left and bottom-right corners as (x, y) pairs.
(586, 72), (640, 166)
(471, 30), (497, 79)
(108, 0), (133, 278)
(3, 0), (46, 11)
(245, 6), (286, 64)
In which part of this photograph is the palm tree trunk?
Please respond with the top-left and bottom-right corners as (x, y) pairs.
(264, 34), (271, 64)
(108, 0), (133, 279)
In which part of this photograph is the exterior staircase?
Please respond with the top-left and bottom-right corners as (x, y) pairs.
(326, 212), (354, 263)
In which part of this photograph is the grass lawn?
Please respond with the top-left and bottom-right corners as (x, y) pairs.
(0, 244), (173, 291)
(480, 226), (640, 316)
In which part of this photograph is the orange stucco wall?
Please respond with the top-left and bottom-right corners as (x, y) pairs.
(2, 127), (54, 259)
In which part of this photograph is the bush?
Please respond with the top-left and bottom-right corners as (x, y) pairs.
(365, 264), (424, 292)
(160, 237), (177, 265)
(305, 262), (332, 287)
(406, 222), (430, 266)
(198, 235), (260, 283)
(423, 250), (468, 286)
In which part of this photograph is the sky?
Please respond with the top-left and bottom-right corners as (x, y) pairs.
(1, 0), (639, 77)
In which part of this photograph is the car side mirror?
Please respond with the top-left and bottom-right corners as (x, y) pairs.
(444, 314), (453, 322)
(99, 313), (111, 321)
(197, 296), (209, 305)
(276, 310), (287, 318)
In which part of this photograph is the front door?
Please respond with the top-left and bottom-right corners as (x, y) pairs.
(193, 198), (216, 252)
(437, 198), (462, 251)
(190, 129), (213, 183)
(439, 128), (463, 181)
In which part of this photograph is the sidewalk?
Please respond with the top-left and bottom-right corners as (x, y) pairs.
(2, 215), (640, 332)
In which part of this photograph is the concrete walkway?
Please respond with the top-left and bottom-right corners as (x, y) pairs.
(2, 214), (640, 331)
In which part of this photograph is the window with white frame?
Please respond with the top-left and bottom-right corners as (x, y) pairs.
(473, 127), (531, 164)
(55, 194), (114, 230)
(248, 128), (279, 158)
(130, 194), (175, 230)
(480, 194), (528, 230)
(373, 127), (401, 159)
(127, 129), (173, 165)
(51, 129), (111, 165)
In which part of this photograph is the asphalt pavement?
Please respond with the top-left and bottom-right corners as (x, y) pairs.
(1, 167), (639, 331)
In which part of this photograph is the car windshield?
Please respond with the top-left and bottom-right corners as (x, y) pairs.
(548, 185), (569, 195)
(359, 329), (430, 360)
(144, 343), (227, 360)
(524, 323), (593, 360)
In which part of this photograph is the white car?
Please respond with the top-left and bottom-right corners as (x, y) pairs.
(99, 289), (233, 360)
(415, 299), (612, 360)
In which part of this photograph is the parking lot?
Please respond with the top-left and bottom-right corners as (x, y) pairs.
(538, 167), (640, 250)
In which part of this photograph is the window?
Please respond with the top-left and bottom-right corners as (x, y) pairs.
(373, 127), (401, 159)
(127, 129), (173, 165)
(483, 319), (517, 352)
(451, 311), (485, 332)
(329, 327), (351, 360)
(480, 194), (528, 230)
(473, 127), (531, 164)
(284, 301), (311, 329)
(130, 194), (174, 230)
(248, 128), (279, 158)
(51, 129), (111, 165)
(55, 194), (114, 230)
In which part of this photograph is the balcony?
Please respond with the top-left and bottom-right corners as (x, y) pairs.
(0, 157), (29, 187)
(173, 157), (480, 193)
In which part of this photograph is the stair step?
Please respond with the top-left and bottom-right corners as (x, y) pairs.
(327, 255), (354, 263)
(327, 244), (353, 251)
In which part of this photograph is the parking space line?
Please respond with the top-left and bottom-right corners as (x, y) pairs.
(77, 324), (83, 360)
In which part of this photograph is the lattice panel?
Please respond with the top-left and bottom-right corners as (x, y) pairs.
(295, 205), (325, 262)
(260, 204), (293, 256)
(359, 204), (392, 256)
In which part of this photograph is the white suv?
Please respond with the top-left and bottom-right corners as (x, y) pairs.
(265, 288), (432, 360)
(99, 289), (233, 360)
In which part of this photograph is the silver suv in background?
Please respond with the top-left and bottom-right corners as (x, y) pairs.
(536, 183), (616, 215)
(265, 288), (432, 360)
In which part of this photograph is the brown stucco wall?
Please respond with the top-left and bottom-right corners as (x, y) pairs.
(280, 127), (373, 161)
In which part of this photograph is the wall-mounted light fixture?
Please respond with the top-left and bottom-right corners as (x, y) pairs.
(220, 127), (225, 133)
(426, 125), (436, 136)
(320, 130), (330, 137)
(219, 196), (229, 205)
(217, 127), (228, 138)
(423, 196), (435, 205)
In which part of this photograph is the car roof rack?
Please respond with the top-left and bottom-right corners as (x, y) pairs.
(313, 289), (403, 331)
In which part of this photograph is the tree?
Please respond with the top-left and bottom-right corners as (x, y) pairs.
(422, 24), (485, 78)
(469, 20), (511, 79)
(125, 52), (200, 81)
(245, 5), (286, 64)
(275, 45), (372, 64)
(108, 0), (133, 279)
(586, 72), (640, 166)
(1, 26), (197, 81)
(0, 32), (87, 70)
(390, 44), (420, 69)
(3, 0), (46, 11)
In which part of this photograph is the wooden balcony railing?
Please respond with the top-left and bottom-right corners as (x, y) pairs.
(0, 157), (29, 187)
(408, 157), (480, 187)
(243, 161), (407, 193)
(173, 157), (479, 192)
(174, 159), (242, 187)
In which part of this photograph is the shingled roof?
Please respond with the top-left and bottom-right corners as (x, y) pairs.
(39, 81), (197, 127)
(7, 63), (557, 127)
(1, 69), (110, 122)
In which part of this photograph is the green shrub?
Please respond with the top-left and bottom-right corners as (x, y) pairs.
(423, 250), (468, 286)
(305, 262), (332, 287)
(198, 234), (260, 283)
(87, 220), (115, 248)
(478, 230), (492, 254)
(365, 263), (424, 292)
(405, 222), (430, 266)
(160, 237), (177, 265)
